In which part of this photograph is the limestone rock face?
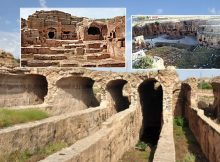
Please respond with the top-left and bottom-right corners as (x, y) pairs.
(133, 17), (220, 48)
(0, 50), (19, 68)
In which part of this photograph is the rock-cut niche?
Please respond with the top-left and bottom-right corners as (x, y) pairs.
(138, 79), (163, 145)
(56, 76), (100, 111)
(106, 79), (130, 112)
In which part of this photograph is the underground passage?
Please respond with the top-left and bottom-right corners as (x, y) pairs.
(88, 27), (101, 35)
(138, 79), (163, 145)
(56, 77), (100, 110)
(106, 79), (130, 112)
(48, 32), (55, 39)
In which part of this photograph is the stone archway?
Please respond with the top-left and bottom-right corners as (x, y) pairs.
(138, 79), (163, 145)
(47, 28), (57, 39)
(88, 27), (101, 35)
(106, 79), (130, 112)
(55, 76), (100, 112)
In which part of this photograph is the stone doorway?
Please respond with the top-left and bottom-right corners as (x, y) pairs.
(88, 27), (101, 35)
(138, 79), (163, 145)
(48, 32), (55, 39)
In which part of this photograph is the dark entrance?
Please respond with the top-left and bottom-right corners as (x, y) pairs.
(48, 32), (55, 39)
(106, 79), (130, 112)
(88, 27), (101, 35)
(138, 79), (163, 145)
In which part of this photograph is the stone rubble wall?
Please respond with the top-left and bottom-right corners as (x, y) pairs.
(174, 78), (220, 162)
(0, 104), (112, 157)
(0, 67), (178, 162)
(40, 105), (141, 162)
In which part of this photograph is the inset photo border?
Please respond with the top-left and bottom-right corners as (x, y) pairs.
(131, 15), (220, 70)
(20, 8), (126, 68)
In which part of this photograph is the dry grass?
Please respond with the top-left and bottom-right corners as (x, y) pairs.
(0, 108), (49, 128)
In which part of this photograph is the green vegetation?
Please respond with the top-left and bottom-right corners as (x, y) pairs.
(0, 109), (49, 128)
(136, 141), (148, 151)
(133, 55), (154, 69)
(120, 141), (155, 162)
(1, 141), (68, 162)
(174, 116), (208, 162)
(198, 81), (212, 90)
(146, 46), (220, 68)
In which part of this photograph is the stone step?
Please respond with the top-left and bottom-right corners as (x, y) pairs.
(86, 43), (101, 49)
(84, 53), (110, 60)
(81, 63), (97, 67)
(21, 54), (33, 59)
(21, 59), (28, 66)
(98, 60), (125, 67)
(27, 60), (60, 67)
(34, 54), (67, 60)
(60, 61), (79, 67)
(21, 47), (51, 54)
(50, 48), (75, 54)
(85, 48), (102, 53)
(63, 44), (86, 49)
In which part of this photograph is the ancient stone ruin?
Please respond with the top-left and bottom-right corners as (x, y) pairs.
(0, 66), (219, 162)
(21, 10), (125, 67)
(133, 16), (220, 48)
(0, 50), (19, 68)
(132, 16), (220, 69)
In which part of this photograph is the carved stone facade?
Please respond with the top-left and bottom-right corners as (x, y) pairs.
(21, 10), (125, 67)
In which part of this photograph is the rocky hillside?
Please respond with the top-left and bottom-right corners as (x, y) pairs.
(0, 50), (19, 68)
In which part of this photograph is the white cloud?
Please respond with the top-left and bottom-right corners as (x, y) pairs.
(155, 9), (163, 14)
(0, 31), (20, 58)
(20, 8), (126, 19)
(39, 0), (47, 8)
(208, 8), (220, 14)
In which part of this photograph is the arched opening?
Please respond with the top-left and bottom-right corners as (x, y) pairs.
(106, 79), (130, 112)
(55, 77), (100, 112)
(26, 74), (48, 103)
(48, 32), (55, 39)
(138, 79), (163, 145)
(88, 27), (101, 35)
(0, 74), (48, 107)
(47, 28), (56, 39)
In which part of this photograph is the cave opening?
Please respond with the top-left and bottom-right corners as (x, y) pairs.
(48, 32), (55, 39)
(56, 77), (100, 111)
(106, 79), (130, 112)
(26, 74), (48, 103)
(138, 79), (163, 145)
(88, 27), (101, 35)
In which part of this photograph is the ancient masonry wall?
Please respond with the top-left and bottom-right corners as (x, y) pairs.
(0, 67), (178, 162)
(0, 105), (112, 157)
(173, 78), (220, 162)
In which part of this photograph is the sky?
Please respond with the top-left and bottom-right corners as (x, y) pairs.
(0, 0), (220, 80)
(20, 8), (125, 19)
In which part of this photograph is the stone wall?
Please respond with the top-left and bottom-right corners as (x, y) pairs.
(0, 105), (112, 157)
(0, 67), (178, 162)
(211, 77), (220, 121)
(174, 78), (220, 162)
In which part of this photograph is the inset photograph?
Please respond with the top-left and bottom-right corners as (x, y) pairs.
(132, 15), (220, 69)
(21, 8), (125, 67)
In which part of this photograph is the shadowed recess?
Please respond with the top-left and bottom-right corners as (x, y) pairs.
(56, 76), (100, 111)
(0, 74), (48, 107)
(138, 79), (163, 145)
(106, 79), (130, 112)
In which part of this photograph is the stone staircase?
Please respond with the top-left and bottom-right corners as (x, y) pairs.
(21, 41), (124, 67)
